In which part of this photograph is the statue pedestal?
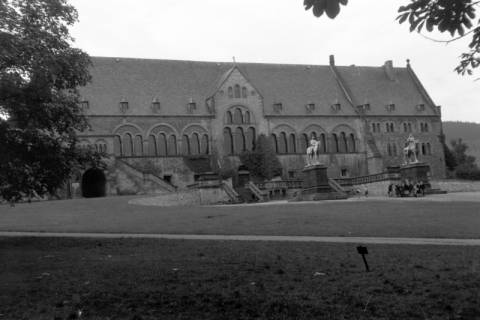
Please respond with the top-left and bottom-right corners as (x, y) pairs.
(296, 164), (347, 201)
(399, 162), (430, 184)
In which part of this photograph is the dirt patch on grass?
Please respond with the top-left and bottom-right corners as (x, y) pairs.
(1, 237), (480, 319)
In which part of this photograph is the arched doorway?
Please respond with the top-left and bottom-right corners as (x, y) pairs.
(81, 168), (106, 198)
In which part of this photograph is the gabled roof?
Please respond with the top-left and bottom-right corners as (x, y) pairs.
(79, 57), (437, 117)
(335, 65), (437, 116)
(80, 57), (230, 116)
(237, 63), (354, 116)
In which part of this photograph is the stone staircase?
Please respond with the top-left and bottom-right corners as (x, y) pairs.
(246, 181), (269, 202)
(113, 159), (177, 194)
(220, 182), (243, 203)
(328, 178), (349, 197)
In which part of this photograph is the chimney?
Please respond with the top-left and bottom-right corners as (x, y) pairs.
(329, 54), (335, 66)
(384, 60), (396, 81)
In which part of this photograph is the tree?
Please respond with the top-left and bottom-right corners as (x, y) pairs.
(451, 138), (477, 167)
(449, 138), (480, 179)
(439, 134), (457, 171)
(239, 134), (282, 180)
(0, 0), (102, 202)
(304, 0), (480, 75)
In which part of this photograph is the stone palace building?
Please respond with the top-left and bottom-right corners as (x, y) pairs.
(77, 55), (446, 196)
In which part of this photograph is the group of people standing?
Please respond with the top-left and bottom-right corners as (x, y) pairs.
(388, 181), (426, 197)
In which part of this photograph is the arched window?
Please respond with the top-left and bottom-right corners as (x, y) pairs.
(278, 132), (287, 154)
(403, 123), (408, 132)
(228, 86), (233, 98)
(320, 133), (327, 153)
(234, 84), (241, 98)
(134, 135), (143, 156)
(424, 123), (429, 132)
(123, 133), (133, 156)
(233, 108), (243, 124)
(420, 123), (424, 132)
(289, 133), (296, 154)
(392, 144), (397, 156)
(349, 133), (356, 153)
(158, 133), (167, 156)
(223, 127), (234, 155)
(421, 143), (426, 155)
(387, 144), (392, 156)
(244, 111), (251, 124)
(226, 111), (233, 124)
(200, 134), (209, 155)
(300, 133), (309, 153)
(147, 135), (157, 156)
(246, 127), (256, 151)
(182, 134), (190, 155)
(242, 87), (247, 98)
(408, 123), (412, 132)
(191, 133), (200, 155)
(427, 142), (431, 155)
(113, 135), (122, 156)
(167, 135), (177, 155)
(271, 134), (279, 154)
(333, 134), (339, 153)
(340, 132), (348, 153)
(234, 127), (245, 153)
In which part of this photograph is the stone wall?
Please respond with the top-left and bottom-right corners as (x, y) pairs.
(129, 187), (230, 207)
(431, 179), (480, 193)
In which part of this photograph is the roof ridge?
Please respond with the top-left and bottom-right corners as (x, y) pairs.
(90, 56), (396, 69)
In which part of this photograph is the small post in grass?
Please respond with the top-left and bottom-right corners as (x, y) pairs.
(356, 245), (370, 272)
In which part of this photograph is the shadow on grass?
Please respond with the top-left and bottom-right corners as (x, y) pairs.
(1, 237), (479, 319)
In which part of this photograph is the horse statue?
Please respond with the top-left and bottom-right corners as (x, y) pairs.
(306, 138), (320, 166)
(403, 134), (419, 165)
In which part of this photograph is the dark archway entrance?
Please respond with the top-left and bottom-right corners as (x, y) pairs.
(81, 168), (106, 198)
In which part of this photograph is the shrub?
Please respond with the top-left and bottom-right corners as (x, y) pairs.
(455, 164), (480, 180)
(239, 134), (282, 180)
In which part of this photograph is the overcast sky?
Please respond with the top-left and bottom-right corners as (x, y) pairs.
(69, 0), (479, 123)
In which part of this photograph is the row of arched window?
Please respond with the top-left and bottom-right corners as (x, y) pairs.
(271, 132), (357, 154)
(223, 127), (256, 155)
(421, 142), (432, 155)
(420, 122), (430, 132)
(226, 108), (251, 124)
(386, 142), (432, 157)
(79, 141), (107, 153)
(228, 84), (248, 99)
(113, 132), (209, 157)
(371, 121), (431, 134)
(386, 143), (398, 157)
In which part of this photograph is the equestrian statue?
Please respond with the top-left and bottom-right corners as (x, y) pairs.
(403, 134), (419, 165)
(306, 136), (321, 166)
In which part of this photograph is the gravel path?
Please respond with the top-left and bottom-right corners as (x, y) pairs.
(1, 231), (480, 246)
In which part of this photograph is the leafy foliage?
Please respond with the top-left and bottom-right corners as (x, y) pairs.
(455, 163), (480, 180)
(450, 138), (480, 180)
(304, 0), (480, 75)
(240, 134), (282, 180)
(0, 0), (102, 202)
(303, 0), (348, 19)
(439, 134), (457, 171)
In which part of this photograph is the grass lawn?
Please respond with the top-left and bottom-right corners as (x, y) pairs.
(1, 237), (480, 319)
(1, 195), (480, 238)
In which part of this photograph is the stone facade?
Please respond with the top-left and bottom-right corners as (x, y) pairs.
(77, 56), (446, 195)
